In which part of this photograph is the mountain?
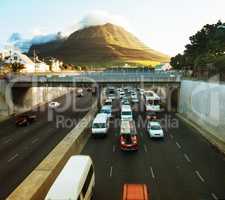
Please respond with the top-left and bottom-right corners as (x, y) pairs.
(29, 23), (170, 66)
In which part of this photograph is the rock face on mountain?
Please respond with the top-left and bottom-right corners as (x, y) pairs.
(29, 23), (170, 66)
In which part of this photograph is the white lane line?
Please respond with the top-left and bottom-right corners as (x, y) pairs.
(4, 138), (12, 144)
(170, 134), (174, 139)
(8, 154), (19, 162)
(184, 153), (191, 163)
(109, 166), (113, 177)
(176, 142), (182, 149)
(211, 193), (218, 200)
(32, 138), (39, 144)
(144, 144), (148, 153)
(113, 145), (116, 153)
(150, 166), (155, 179)
(195, 170), (205, 183)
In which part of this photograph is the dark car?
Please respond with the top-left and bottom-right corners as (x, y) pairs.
(15, 114), (37, 126)
(145, 111), (157, 121)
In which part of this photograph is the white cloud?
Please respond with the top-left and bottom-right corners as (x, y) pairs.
(64, 10), (131, 36)
(7, 11), (131, 52)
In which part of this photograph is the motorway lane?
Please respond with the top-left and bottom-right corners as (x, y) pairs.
(0, 89), (95, 199)
(81, 97), (225, 200)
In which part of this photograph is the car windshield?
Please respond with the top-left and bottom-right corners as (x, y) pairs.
(147, 112), (156, 116)
(93, 123), (106, 128)
(151, 125), (161, 130)
(101, 109), (110, 114)
(122, 111), (132, 116)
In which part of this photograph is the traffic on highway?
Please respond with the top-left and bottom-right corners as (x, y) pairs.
(80, 86), (225, 200)
(0, 86), (225, 200)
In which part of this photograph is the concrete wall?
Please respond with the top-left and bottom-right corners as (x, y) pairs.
(0, 81), (75, 117)
(0, 80), (9, 117)
(179, 80), (225, 151)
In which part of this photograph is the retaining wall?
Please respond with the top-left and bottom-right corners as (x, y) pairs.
(179, 80), (225, 153)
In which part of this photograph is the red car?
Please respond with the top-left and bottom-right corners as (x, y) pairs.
(15, 114), (36, 126)
(120, 120), (138, 151)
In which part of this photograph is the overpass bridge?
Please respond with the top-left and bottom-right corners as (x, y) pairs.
(7, 71), (182, 87)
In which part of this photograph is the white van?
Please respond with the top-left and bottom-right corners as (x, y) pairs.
(92, 113), (109, 135)
(45, 155), (95, 200)
(121, 105), (133, 121)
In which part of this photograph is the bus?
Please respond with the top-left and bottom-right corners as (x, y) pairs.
(45, 155), (95, 200)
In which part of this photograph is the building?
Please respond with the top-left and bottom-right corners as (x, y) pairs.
(5, 50), (50, 73)
(51, 59), (62, 72)
(5, 51), (35, 72)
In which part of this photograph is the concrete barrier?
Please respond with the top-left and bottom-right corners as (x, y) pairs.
(177, 113), (225, 155)
(7, 104), (97, 200)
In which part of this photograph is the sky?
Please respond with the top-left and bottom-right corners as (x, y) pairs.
(0, 0), (225, 56)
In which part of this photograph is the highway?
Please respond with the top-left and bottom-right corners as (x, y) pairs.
(82, 97), (225, 200)
(0, 90), (94, 199)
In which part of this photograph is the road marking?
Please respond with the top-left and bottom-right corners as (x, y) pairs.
(8, 154), (19, 162)
(113, 145), (115, 152)
(211, 193), (218, 200)
(144, 144), (148, 153)
(150, 166), (155, 179)
(176, 142), (182, 149)
(32, 138), (39, 144)
(184, 153), (191, 163)
(195, 170), (205, 183)
(109, 166), (113, 177)
(170, 134), (174, 139)
(4, 138), (12, 144)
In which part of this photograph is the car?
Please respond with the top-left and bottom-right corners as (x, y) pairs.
(121, 105), (133, 121)
(122, 184), (149, 200)
(77, 88), (84, 97)
(145, 111), (157, 121)
(100, 105), (112, 118)
(86, 87), (92, 92)
(48, 101), (60, 108)
(131, 94), (139, 103)
(139, 89), (145, 95)
(147, 121), (164, 138)
(15, 114), (36, 126)
(120, 120), (138, 151)
(119, 91), (125, 99)
(104, 98), (112, 108)
(121, 99), (130, 105)
(92, 113), (109, 136)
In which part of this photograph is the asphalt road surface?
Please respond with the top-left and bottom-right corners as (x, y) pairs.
(0, 90), (95, 199)
(82, 97), (225, 200)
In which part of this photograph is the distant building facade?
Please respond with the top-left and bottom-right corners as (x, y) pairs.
(5, 50), (50, 73)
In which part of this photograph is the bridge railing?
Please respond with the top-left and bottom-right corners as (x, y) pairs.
(7, 71), (182, 83)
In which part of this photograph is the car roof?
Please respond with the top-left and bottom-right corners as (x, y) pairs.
(123, 184), (148, 200)
(93, 113), (108, 123)
(120, 120), (136, 135)
(121, 105), (132, 111)
(45, 156), (92, 200)
(101, 105), (111, 110)
(149, 121), (161, 126)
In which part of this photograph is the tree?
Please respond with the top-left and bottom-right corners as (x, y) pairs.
(171, 20), (225, 75)
(11, 62), (25, 72)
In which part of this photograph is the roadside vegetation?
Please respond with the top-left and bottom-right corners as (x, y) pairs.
(170, 21), (225, 80)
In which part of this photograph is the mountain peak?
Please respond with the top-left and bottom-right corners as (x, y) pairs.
(29, 23), (170, 66)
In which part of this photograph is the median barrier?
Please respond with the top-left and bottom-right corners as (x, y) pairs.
(7, 103), (97, 200)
